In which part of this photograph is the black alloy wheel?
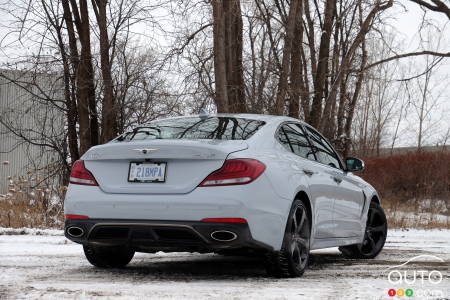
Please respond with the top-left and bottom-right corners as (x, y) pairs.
(339, 201), (387, 259)
(264, 199), (311, 277)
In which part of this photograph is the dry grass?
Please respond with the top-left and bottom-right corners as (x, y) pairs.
(0, 163), (65, 228)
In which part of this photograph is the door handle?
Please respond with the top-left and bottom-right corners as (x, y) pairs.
(303, 169), (315, 176)
(333, 176), (343, 183)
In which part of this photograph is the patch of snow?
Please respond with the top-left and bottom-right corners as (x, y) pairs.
(0, 229), (449, 299)
(387, 210), (450, 226)
(0, 227), (63, 236)
(50, 195), (61, 205)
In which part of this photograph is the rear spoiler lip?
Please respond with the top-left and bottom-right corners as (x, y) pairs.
(81, 140), (249, 161)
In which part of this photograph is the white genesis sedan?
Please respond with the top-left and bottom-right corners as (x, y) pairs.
(64, 114), (387, 277)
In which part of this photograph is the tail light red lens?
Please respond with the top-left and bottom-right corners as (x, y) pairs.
(201, 218), (247, 224)
(199, 159), (266, 187)
(64, 214), (89, 220)
(69, 160), (98, 186)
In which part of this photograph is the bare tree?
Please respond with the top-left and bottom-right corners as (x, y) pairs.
(212, 0), (246, 113)
(92, 0), (117, 143)
(410, 55), (445, 150)
(273, 0), (302, 115)
(409, 0), (450, 19)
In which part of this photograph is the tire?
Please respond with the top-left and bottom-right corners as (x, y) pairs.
(83, 245), (135, 268)
(339, 201), (388, 259)
(264, 199), (311, 278)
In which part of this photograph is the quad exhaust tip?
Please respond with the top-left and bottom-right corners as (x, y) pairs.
(210, 230), (237, 242)
(67, 226), (84, 238)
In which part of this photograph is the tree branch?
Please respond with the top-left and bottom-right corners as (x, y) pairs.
(365, 50), (450, 70)
(409, 0), (450, 19)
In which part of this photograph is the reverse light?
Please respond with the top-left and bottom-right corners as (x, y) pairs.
(69, 160), (98, 186)
(64, 214), (89, 220)
(199, 159), (265, 187)
(201, 218), (247, 224)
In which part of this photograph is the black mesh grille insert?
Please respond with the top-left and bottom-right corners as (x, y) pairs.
(94, 227), (129, 239)
(89, 225), (203, 243)
(153, 228), (200, 241)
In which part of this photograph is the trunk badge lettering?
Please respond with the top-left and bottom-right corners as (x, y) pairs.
(133, 148), (159, 154)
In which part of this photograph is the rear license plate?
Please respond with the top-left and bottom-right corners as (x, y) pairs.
(128, 162), (166, 183)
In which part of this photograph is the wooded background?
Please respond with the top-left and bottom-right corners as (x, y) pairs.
(0, 0), (449, 175)
(0, 0), (449, 228)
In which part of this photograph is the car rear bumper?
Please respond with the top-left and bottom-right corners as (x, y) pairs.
(64, 219), (273, 253)
(64, 175), (292, 250)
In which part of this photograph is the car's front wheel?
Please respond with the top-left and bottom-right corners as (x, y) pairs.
(264, 199), (311, 277)
(83, 245), (135, 268)
(339, 201), (387, 259)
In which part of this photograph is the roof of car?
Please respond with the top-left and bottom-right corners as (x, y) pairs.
(153, 113), (303, 123)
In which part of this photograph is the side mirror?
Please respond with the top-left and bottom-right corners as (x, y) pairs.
(345, 157), (365, 172)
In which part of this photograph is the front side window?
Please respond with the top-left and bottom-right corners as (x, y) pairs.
(304, 126), (342, 169)
(277, 123), (315, 160)
(117, 117), (265, 141)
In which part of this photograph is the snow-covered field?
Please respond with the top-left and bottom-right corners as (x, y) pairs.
(1, 229), (449, 300)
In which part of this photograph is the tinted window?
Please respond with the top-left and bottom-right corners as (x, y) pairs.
(278, 124), (315, 160)
(117, 117), (265, 141)
(277, 127), (293, 152)
(304, 126), (342, 169)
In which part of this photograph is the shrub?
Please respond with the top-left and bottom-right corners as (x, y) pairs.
(359, 151), (450, 228)
(0, 164), (65, 228)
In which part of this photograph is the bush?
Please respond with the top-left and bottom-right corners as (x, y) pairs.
(0, 164), (65, 228)
(359, 151), (450, 228)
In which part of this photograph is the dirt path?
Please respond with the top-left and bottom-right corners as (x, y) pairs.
(1, 229), (449, 299)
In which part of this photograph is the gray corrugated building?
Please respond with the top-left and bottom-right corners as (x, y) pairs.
(0, 69), (64, 193)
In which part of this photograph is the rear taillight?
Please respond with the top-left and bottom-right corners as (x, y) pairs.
(199, 159), (265, 187)
(65, 214), (89, 220)
(201, 218), (247, 224)
(69, 160), (98, 186)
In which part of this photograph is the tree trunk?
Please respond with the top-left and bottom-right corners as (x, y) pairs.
(212, 0), (229, 113)
(59, 36), (80, 163)
(93, 0), (118, 143)
(309, 0), (336, 128)
(224, 0), (246, 113)
(288, 0), (305, 118)
(343, 28), (368, 157)
(274, 0), (301, 115)
(69, 0), (99, 154)
(212, 0), (245, 113)
(55, 0), (80, 162)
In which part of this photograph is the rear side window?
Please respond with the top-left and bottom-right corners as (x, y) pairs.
(304, 126), (342, 169)
(277, 123), (315, 160)
(117, 117), (265, 141)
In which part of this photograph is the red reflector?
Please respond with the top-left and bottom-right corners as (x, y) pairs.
(201, 218), (247, 224)
(64, 214), (89, 220)
(69, 160), (98, 186)
(199, 159), (265, 187)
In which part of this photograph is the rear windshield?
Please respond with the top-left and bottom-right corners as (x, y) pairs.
(116, 117), (265, 141)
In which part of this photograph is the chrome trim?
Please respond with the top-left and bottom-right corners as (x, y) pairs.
(132, 148), (159, 154)
(67, 226), (84, 238)
(210, 230), (238, 242)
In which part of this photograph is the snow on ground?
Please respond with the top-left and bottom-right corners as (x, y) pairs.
(0, 229), (449, 299)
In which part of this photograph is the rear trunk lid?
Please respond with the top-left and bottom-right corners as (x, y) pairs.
(81, 139), (248, 194)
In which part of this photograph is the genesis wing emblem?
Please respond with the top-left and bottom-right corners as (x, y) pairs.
(132, 148), (159, 154)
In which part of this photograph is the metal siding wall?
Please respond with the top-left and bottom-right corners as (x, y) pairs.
(0, 70), (64, 193)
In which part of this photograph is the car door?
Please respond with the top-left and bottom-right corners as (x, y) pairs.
(277, 123), (336, 239)
(303, 125), (365, 238)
